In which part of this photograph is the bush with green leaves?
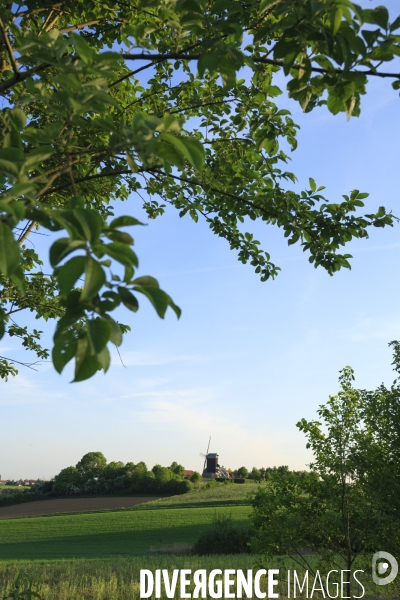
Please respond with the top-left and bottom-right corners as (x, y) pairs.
(189, 471), (202, 484)
(192, 513), (253, 555)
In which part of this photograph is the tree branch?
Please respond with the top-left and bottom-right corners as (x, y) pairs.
(58, 18), (128, 34)
(17, 221), (36, 245)
(0, 16), (19, 75)
(121, 52), (400, 80)
(0, 63), (49, 94)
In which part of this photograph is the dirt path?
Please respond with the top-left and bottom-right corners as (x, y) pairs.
(0, 496), (158, 518)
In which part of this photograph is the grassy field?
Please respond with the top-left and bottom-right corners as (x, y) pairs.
(0, 504), (251, 560)
(137, 482), (261, 510)
(0, 556), (268, 600)
(0, 555), (383, 600)
(0, 484), (384, 599)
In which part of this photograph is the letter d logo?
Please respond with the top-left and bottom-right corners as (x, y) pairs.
(372, 552), (398, 586)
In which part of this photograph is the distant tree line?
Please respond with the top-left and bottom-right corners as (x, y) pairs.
(231, 465), (308, 481)
(32, 453), (191, 496)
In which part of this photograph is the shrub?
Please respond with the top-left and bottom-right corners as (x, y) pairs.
(189, 471), (202, 484)
(192, 514), (253, 555)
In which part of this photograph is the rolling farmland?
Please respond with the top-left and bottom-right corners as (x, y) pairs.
(0, 503), (251, 560)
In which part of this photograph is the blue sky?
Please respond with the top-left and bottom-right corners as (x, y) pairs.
(1, 0), (400, 479)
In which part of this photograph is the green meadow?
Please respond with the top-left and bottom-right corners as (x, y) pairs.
(0, 485), (388, 599)
(0, 505), (251, 560)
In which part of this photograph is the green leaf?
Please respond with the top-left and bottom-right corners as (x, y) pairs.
(126, 153), (139, 172)
(0, 222), (20, 276)
(332, 8), (343, 35)
(390, 15), (400, 32)
(260, 0), (280, 14)
(133, 285), (180, 319)
(105, 230), (134, 244)
(100, 291), (121, 310)
(73, 208), (103, 242)
(24, 146), (54, 168)
(80, 257), (106, 301)
(131, 276), (159, 287)
(87, 318), (111, 354)
(327, 92), (344, 115)
(118, 287), (139, 312)
(71, 32), (95, 65)
(97, 346), (111, 372)
(109, 215), (145, 228)
(49, 238), (86, 267)
(55, 255), (85, 295)
(372, 6), (389, 29)
(102, 242), (139, 268)
(107, 318), (123, 346)
(8, 108), (26, 130)
(159, 133), (205, 171)
(10, 265), (25, 294)
(0, 312), (5, 339)
(52, 329), (77, 374)
(73, 336), (100, 382)
(0, 159), (19, 178)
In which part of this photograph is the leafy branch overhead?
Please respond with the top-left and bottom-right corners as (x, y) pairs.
(0, 0), (399, 381)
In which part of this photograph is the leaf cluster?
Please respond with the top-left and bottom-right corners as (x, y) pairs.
(0, 0), (399, 380)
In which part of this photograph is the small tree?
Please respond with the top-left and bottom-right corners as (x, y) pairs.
(248, 467), (262, 481)
(189, 471), (202, 484)
(251, 368), (378, 598)
(53, 466), (82, 494)
(356, 341), (400, 554)
(169, 462), (185, 477)
(235, 466), (249, 478)
(75, 452), (107, 477)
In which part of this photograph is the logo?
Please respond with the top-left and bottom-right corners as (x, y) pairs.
(372, 552), (398, 586)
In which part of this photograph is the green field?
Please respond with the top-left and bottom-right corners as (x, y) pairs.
(0, 483), (262, 562)
(137, 481), (261, 510)
(0, 505), (251, 560)
(0, 485), (382, 599)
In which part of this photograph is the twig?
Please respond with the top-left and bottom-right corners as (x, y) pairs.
(115, 345), (126, 368)
(0, 16), (19, 75)
(0, 355), (39, 371)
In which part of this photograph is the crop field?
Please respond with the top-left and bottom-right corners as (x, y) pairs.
(0, 504), (250, 560)
(0, 496), (159, 519)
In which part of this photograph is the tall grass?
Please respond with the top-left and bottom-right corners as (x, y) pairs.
(0, 556), (393, 600)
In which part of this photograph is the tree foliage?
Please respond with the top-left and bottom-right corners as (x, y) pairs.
(1, 0), (399, 380)
(251, 344), (400, 597)
(50, 453), (191, 495)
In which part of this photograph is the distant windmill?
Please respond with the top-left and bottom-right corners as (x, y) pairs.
(199, 436), (211, 473)
(199, 438), (229, 478)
